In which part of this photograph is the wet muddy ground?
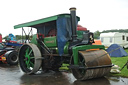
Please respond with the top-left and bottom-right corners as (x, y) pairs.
(0, 64), (128, 85)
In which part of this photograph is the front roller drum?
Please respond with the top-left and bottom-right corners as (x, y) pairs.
(71, 50), (112, 80)
(19, 43), (42, 74)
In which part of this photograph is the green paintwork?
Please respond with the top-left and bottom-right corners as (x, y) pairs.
(31, 34), (41, 48)
(64, 42), (69, 54)
(24, 48), (34, 69)
(49, 47), (58, 53)
(72, 45), (105, 65)
(31, 34), (68, 54)
(31, 34), (38, 45)
(44, 36), (57, 47)
(77, 31), (84, 39)
(14, 14), (80, 29)
(59, 63), (70, 71)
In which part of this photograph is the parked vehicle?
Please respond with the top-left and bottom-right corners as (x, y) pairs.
(5, 33), (23, 47)
(100, 32), (128, 48)
(0, 43), (18, 65)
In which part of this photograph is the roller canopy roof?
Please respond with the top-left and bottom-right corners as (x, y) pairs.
(14, 14), (80, 29)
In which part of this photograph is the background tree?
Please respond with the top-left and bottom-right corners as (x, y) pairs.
(94, 30), (101, 39)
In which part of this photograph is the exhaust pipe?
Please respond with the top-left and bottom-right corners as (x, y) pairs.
(69, 7), (77, 41)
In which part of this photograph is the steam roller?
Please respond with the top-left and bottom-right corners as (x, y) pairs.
(71, 49), (111, 80)
(14, 7), (112, 80)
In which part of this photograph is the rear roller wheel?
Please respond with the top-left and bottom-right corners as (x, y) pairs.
(19, 43), (42, 74)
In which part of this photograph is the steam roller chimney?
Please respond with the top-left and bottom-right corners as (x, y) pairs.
(69, 7), (77, 41)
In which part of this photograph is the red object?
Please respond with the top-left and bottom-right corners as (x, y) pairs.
(9, 41), (17, 43)
(37, 33), (44, 39)
(77, 25), (87, 31)
(0, 34), (2, 43)
(47, 29), (57, 36)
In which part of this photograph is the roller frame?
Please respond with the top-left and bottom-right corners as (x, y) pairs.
(69, 64), (113, 69)
(72, 45), (105, 65)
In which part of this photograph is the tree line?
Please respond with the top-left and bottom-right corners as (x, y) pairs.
(3, 35), (31, 40)
(94, 29), (128, 39)
(2, 29), (128, 40)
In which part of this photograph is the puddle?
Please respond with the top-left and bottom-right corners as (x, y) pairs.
(106, 76), (128, 85)
(0, 64), (128, 85)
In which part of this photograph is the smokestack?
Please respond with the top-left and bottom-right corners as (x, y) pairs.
(69, 7), (77, 41)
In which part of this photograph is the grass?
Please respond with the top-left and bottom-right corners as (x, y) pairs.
(109, 49), (128, 77)
(59, 50), (128, 77)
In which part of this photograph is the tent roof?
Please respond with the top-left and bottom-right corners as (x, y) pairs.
(14, 14), (80, 29)
(106, 44), (128, 57)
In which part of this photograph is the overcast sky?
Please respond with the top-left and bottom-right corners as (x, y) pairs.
(0, 0), (128, 37)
